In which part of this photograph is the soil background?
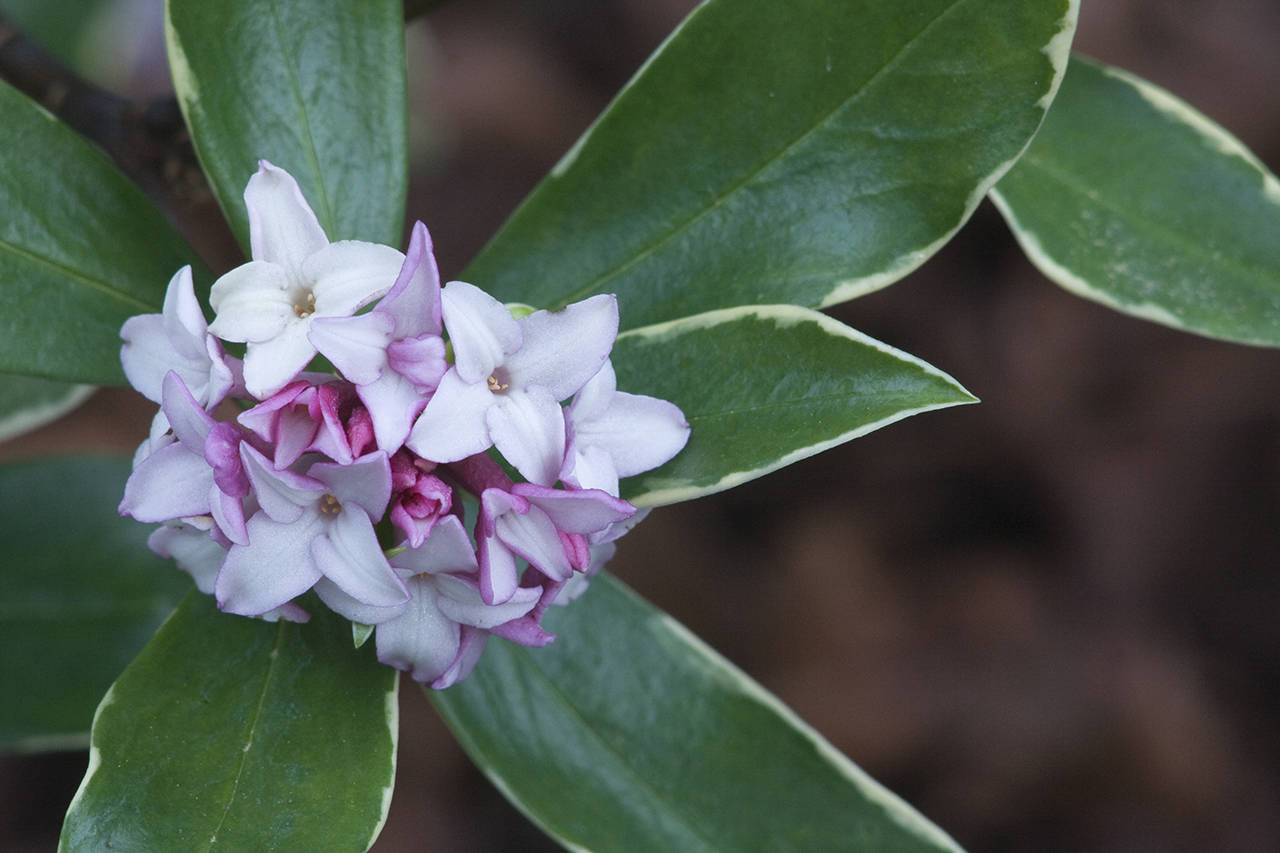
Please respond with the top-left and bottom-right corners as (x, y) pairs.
(3, 1), (1279, 851)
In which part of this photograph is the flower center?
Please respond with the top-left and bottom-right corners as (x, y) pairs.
(486, 374), (509, 392)
(318, 493), (342, 516)
(293, 289), (316, 319)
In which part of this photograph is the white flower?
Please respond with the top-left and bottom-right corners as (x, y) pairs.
(208, 161), (404, 398)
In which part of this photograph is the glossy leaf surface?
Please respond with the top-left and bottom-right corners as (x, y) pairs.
(610, 305), (975, 506)
(165, 0), (407, 248)
(0, 375), (94, 443)
(60, 593), (398, 852)
(0, 81), (203, 384)
(433, 575), (964, 853)
(465, 0), (1078, 330)
(991, 56), (1280, 345)
(0, 456), (188, 752)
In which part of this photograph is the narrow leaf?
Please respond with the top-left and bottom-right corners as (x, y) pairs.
(0, 374), (94, 443)
(465, 0), (1079, 330)
(433, 575), (963, 853)
(0, 456), (188, 752)
(165, 0), (407, 247)
(611, 305), (975, 507)
(60, 593), (399, 853)
(991, 56), (1280, 345)
(0, 81), (204, 384)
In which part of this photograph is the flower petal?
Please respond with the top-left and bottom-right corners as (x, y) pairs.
(375, 575), (462, 683)
(306, 241), (404, 318)
(240, 443), (323, 524)
(515, 482), (637, 535)
(485, 386), (566, 486)
(440, 281), (521, 384)
(381, 221), (442, 339)
(312, 508), (408, 607)
(241, 321), (317, 398)
(216, 512), (324, 615)
(505, 294), (618, 400)
(308, 311), (394, 385)
(208, 261), (292, 343)
(434, 573), (539, 629)
(119, 443), (214, 522)
(574, 390), (691, 478)
(406, 369), (494, 463)
(358, 370), (430, 454)
(389, 515), (478, 576)
(308, 452), (391, 520)
(245, 160), (328, 275)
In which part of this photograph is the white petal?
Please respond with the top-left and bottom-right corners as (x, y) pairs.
(208, 261), (293, 343)
(309, 452), (392, 520)
(381, 221), (442, 338)
(358, 371), (429, 454)
(562, 443), (620, 495)
(148, 523), (226, 594)
(216, 512), (324, 615)
(440, 281), (521, 384)
(375, 576), (462, 682)
(306, 241), (404, 318)
(486, 387), (566, 486)
(313, 576), (408, 625)
(245, 160), (328, 276)
(406, 369), (494, 463)
(313, 510), (408, 607)
(241, 322), (316, 398)
(120, 314), (175, 403)
(574, 391), (690, 478)
(506, 294), (617, 399)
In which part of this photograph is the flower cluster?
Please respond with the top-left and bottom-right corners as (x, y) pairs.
(119, 161), (689, 688)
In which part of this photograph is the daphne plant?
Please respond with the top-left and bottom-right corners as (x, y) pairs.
(1, 0), (1276, 851)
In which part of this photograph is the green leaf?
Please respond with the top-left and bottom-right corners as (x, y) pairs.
(0, 456), (188, 752)
(464, 0), (1079, 330)
(991, 56), (1280, 346)
(60, 593), (399, 853)
(0, 81), (205, 384)
(611, 305), (975, 507)
(433, 575), (963, 852)
(0, 374), (94, 442)
(165, 0), (408, 248)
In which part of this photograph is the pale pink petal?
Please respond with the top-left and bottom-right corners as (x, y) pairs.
(381, 221), (442, 338)
(312, 509), (408, 607)
(308, 311), (394, 385)
(561, 444), (619, 495)
(440, 281), (521, 384)
(308, 452), (391, 520)
(160, 372), (213, 452)
(148, 522), (226, 595)
(245, 160), (328, 275)
(505, 294), (617, 399)
(389, 515), (477, 576)
(493, 501), (572, 582)
(375, 576), (463, 683)
(313, 576), (408, 625)
(515, 482), (636, 535)
(485, 386), (565, 486)
(240, 443), (323, 524)
(434, 573), (539, 629)
(162, 266), (211, 361)
(119, 443), (213, 522)
(430, 627), (488, 689)
(385, 335), (446, 389)
(216, 512), (324, 615)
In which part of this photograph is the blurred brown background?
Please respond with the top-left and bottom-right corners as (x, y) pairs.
(3, 1), (1279, 850)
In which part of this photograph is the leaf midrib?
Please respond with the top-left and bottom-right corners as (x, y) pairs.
(203, 621), (287, 850)
(0, 237), (156, 312)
